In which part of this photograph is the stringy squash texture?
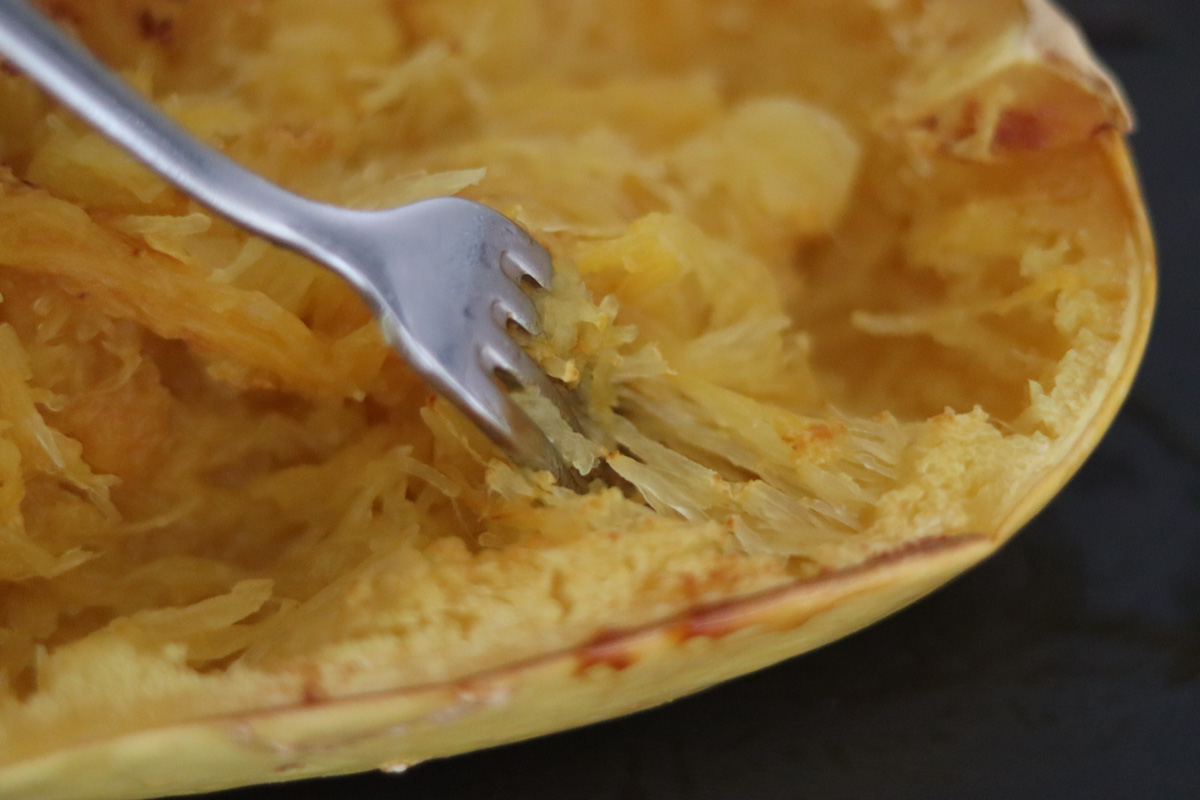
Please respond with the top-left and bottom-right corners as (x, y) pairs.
(0, 0), (1152, 795)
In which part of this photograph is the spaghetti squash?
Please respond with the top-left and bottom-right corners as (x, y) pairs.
(0, 0), (1153, 797)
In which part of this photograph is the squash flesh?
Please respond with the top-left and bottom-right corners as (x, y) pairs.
(0, 0), (1150, 785)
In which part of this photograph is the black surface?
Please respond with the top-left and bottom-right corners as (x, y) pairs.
(213, 1), (1200, 798)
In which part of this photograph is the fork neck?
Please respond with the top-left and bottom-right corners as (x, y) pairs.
(0, 0), (350, 261)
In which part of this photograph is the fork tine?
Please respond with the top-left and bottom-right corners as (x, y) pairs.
(481, 336), (551, 394)
(459, 363), (571, 483)
(461, 353), (584, 490)
(492, 285), (541, 335)
(480, 335), (582, 431)
(500, 243), (554, 289)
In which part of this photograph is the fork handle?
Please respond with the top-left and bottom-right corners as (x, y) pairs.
(0, 0), (338, 262)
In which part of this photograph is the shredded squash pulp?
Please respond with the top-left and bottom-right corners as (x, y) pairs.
(0, 0), (1142, 761)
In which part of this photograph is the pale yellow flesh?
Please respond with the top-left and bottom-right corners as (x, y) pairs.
(0, 0), (1153, 797)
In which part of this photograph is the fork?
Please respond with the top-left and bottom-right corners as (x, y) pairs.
(0, 0), (584, 489)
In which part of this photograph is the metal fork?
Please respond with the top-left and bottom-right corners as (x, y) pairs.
(0, 0), (583, 488)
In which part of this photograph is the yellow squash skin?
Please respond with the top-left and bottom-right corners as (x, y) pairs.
(2, 537), (995, 800)
(0, 0), (1155, 797)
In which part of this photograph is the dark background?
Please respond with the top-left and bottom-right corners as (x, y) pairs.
(216, 1), (1200, 797)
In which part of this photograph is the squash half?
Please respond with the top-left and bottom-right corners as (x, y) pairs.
(0, 0), (1153, 797)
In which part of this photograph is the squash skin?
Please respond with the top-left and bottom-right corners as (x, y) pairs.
(0, 536), (995, 800)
